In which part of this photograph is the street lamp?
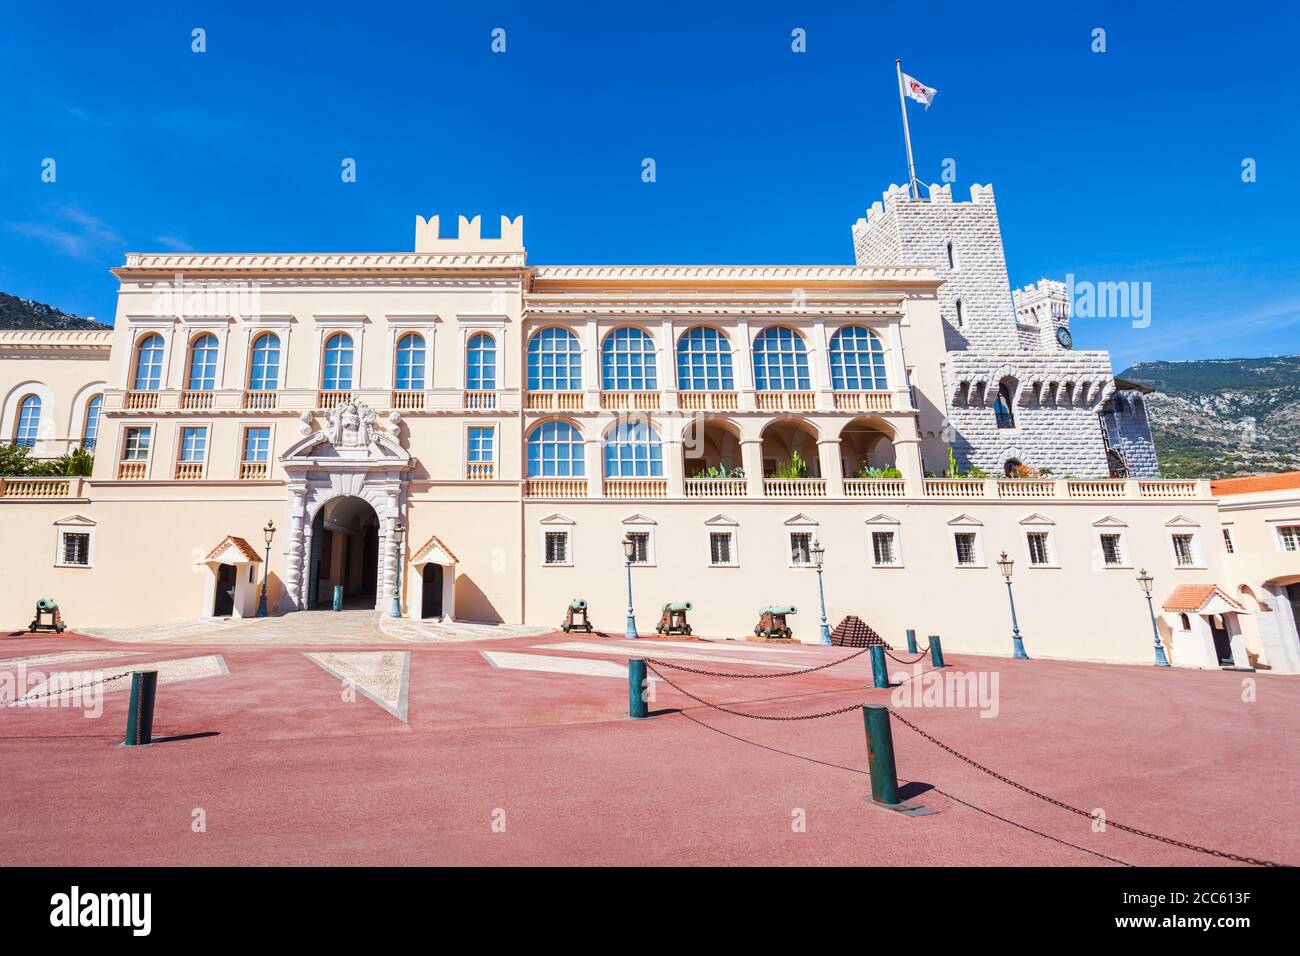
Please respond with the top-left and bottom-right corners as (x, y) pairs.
(391, 518), (405, 618)
(996, 550), (1030, 660)
(622, 536), (639, 639)
(256, 519), (275, 618)
(811, 538), (831, 646)
(1136, 568), (1171, 668)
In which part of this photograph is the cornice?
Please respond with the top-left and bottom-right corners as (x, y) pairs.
(530, 264), (938, 284)
(115, 251), (528, 273)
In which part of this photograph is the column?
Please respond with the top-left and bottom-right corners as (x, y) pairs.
(583, 317), (600, 403)
(664, 434), (685, 498)
(885, 322), (913, 409)
(585, 438), (603, 497)
(818, 439), (844, 497)
(741, 439), (763, 497)
(891, 417), (925, 496)
(812, 320), (832, 408)
(734, 318), (754, 409)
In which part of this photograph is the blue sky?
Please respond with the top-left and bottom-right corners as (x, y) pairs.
(1, 1), (1296, 368)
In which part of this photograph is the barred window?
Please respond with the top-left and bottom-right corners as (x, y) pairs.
(61, 532), (90, 566)
(626, 531), (651, 564)
(709, 531), (734, 566)
(871, 530), (897, 566)
(789, 531), (813, 566)
(544, 531), (569, 565)
(1100, 534), (1124, 566)
(1222, 527), (1235, 554)
(1027, 532), (1051, 566)
(1171, 533), (1196, 566)
(954, 532), (978, 566)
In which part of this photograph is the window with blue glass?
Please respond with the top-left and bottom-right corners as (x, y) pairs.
(528, 327), (582, 391)
(179, 426), (207, 462)
(321, 333), (354, 389)
(242, 426), (271, 462)
(187, 334), (219, 390)
(14, 395), (41, 447)
(676, 326), (734, 391)
(527, 421), (585, 477)
(603, 420), (663, 477)
(601, 326), (657, 391)
(467, 426), (495, 463)
(994, 383), (1016, 429)
(465, 332), (496, 390)
(133, 333), (165, 390)
(394, 332), (425, 390)
(828, 326), (888, 391)
(248, 333), (280, 390)
(82, 395), (102, 449)
(751, 326), (810, 391)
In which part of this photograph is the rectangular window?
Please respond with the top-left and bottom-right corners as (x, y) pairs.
(1277, 525), (1299, 552)
(467, 426), (494, 463)
(1222, 527), (1235, 554)
(626, 531), (651, 565)
(954, 532), (978, 566)
(179, 426), (207, 462)
(1172, 533), (1196, 567)
(243, 427), (271, 462)
(709, 531), (734, 567)
(544, 531), (569, 566)
(1027, 532), (1051, 566)
(61, 532), (90, 566)
(871, 530), (898, 566)
(122, 426), (151, 460)
(1100, 533), (1124, 567)
(789, 531), (813, 566)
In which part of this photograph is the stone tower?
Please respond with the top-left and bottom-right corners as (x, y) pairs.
(852, 183), (1156, 479)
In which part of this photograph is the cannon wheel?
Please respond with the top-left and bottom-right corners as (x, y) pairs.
(562, 623), (571, 633)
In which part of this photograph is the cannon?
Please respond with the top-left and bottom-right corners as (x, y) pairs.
(561, 598), (593, 634)
(29, 597), (67, 634)
(754, 605), (797, 640)
(655, 601), (693, 637)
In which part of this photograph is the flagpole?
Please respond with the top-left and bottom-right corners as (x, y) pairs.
(895, 58), (919, 199)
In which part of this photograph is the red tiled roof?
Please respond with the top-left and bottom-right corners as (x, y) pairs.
(411, 533), (459, 564)
(1210, 471), (1300, 497)
(205, 535), (262, 563)
(1162, 584), (1244, 613)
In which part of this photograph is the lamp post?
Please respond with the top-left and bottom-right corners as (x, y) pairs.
(391, 518), (405, 618)
(996, 550), (1029, 660)
(1137, 568), (1171, 668)
(622, 536), (639, 639)
(811, 538), (831, 646)
(256, 520), (275, 618)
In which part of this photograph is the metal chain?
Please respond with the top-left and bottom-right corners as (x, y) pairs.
(1, 671), (131, 708)
(884, 648), (929, 665)
(645, 662), (867, 720)
(643, 644), (872, 680)
(887, 709), (1287, 868)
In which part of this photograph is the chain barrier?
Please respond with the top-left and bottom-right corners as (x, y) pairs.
(886, 708), (1286, 868)
(883, 648), (929, 665)
(1, 671), (131, 708)
(643, 644), (871, 680)
(645, 662), (867, 720)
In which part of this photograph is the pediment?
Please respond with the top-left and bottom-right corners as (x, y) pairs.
(201, 535), (261, 566)
(281, 401), (410, 469)
(864, 513), (900, 525)
(1018, 513), (1055, 526)
(1164, 514), (1201, 528)
(704, 514), (738, 527)
(1092, 515), (1128, 528)
(783, 513), (819, 526)
(53, 514), (96, 527)
(946, 513), (983, 527)
(539, 513), (575, 525)
(411, 534), (458, 567)
(621, 513), (658, 526)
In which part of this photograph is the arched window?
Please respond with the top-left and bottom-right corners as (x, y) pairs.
(828, 326), (888, 391)
(752, 326), (810, 391)
(604, 420), (663, 477)
(82, 395), (102, 450)
(187, 334), (219, 391)
(14, 395), (41, 447)
(465, 332), (496, 391)
(528, 327), (582, 391)
(602, 327), (657, 391)
(527, 420), (585, 477)
(394, 332), (425, 391)
(676, 326), (734, 391)
(133, 333), (165, 390)
(248, 333), (280, 390)
(994, 383), (1016, 429)
(321, 332), (354, 390)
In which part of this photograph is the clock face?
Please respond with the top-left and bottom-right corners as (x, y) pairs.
(1056, 326), (1073, 349)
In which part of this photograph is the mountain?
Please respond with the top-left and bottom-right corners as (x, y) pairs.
(1119, 357), (1300, 478)
(0, 292), (109, 330)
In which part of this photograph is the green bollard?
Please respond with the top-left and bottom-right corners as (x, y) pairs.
(870, 644), (889, 688)
(905, 629), (918, 654)
(123, 670), (158, 747)
(862, 704), (900, 806)
(628, 659), (648, 719)
(929, 634), (945, 668)
(332, 585), (343, 612)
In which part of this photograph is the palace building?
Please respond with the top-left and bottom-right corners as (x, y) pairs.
(2, 185), (1297, 672)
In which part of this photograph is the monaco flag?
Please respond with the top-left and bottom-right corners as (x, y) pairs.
(902, 73), (937, 110)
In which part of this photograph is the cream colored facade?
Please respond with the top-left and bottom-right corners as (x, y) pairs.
(1, 210), (1296, 671)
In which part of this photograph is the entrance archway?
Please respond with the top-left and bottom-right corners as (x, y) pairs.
(307, 495), (381, 610)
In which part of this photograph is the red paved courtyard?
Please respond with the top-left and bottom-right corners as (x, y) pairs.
(0, 624), (1295, 867)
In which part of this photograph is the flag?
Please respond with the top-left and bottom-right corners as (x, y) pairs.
(902, 73), (937, 110)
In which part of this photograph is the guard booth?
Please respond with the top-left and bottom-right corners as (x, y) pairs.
(198, 535), (263, 619)
(410, 534), (457, 622)
(1161, 584), (1250, 669)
